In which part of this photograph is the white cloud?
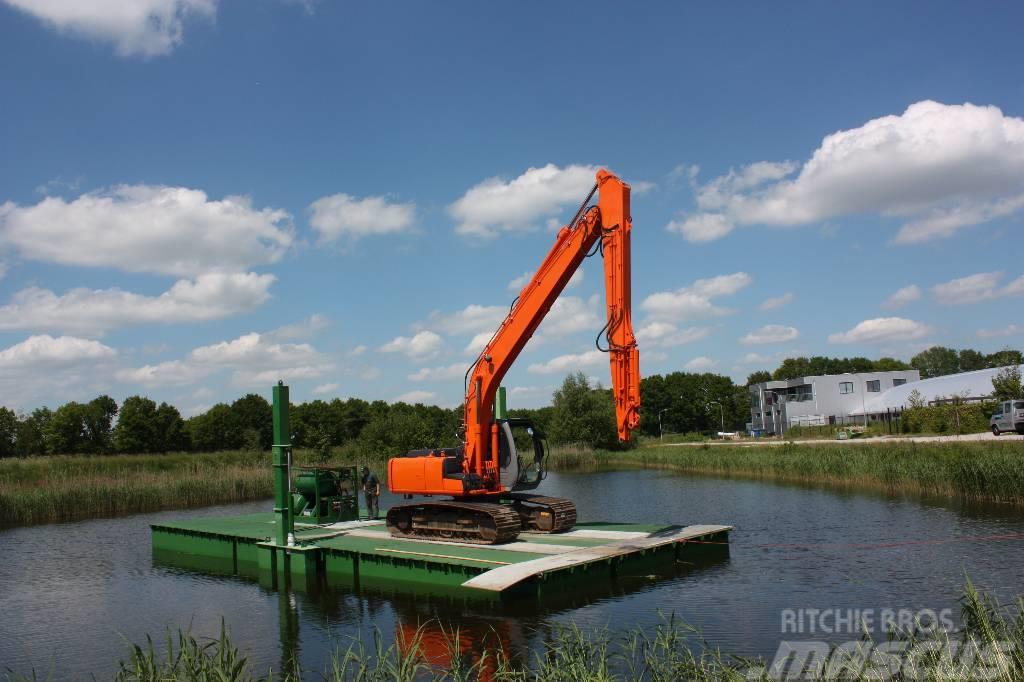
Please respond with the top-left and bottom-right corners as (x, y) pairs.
(449, 163), (597, 237)
(684, 356), (718, 371)
(311, 378), (339, 395)
(425, 304), (506, 336)
(741, 324), (800, 345)
(0, 185), (292, 276)
(0, 334), (117, 408)
(115, 360), (212, 387)
(738, 352), (771, 365)
(635, 322), (710, 347)
(535, 295), (601, 340)
(882, 285), (921, 310)
(1, 0), (216, 57)
(267, 314), (329, 341)
(674, 101), (1024, 243)
(828, 317), (931, 344)
(0, 334), (115, 368)
(977, 324), (1022, 339)
(931, 271), (1024, 305)
(394, 390), (437, 404)
(641, 272), (751, 322)
(507, 267), (583, 292)
(463, 331), (492, 356)
(308, 193), (415, 242)
(527, 349), (605, 375)
(408, 363), (465, 382)
(118, 330), (332, 389)
(379, 330), (443, 360)
(759, 293), (794, 311)
(349, 345), (367, 357)
(0, 272), (274, 335)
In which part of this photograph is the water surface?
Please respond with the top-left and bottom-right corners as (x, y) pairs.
(2, 469), (1022, 678)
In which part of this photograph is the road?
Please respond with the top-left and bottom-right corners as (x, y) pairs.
(657, 431), (1024, 447)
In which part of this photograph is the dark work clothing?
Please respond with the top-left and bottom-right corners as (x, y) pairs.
(362, 472), (380, 519)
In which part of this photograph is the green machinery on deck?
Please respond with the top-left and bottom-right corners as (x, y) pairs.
(291, 466), (359, 523)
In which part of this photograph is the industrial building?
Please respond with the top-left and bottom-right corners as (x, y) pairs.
(849, 364), (1024, 418)
(748, 370), (921, 434)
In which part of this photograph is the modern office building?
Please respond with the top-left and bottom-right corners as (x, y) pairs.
(748, 370), (921, 434)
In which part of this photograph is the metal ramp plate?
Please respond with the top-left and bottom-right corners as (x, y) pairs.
(461, 524), (732, 592)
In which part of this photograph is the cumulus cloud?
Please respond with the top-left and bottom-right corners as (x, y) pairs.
(882, 285), (921, 310)
(535, 295), (601, 340)
(267, 314), (329, 341)
(0, 334), (115, 367)
(0, 335), (117, 407)
(741, 324), (800, 345)
(425, 305), (506, 336)
(118, 330), (332, 388)
(828, 317), (931, 344)
(671, 101), (1024, 244)
(977, 324), (1022, 339)
(507, 267), (583, 292)
(641, 272), (751, 322)
(527, 349), (605, 375)
(115, 360), (212, 387)
(308, 193), (415, 242)
(635, 322), (710, 347)
(463, 331), (492, 356)
(394, 390), (437, 404)
(408, 363), (466, 382)
(1, 0), (216, 57)
(449, 164), (597, 237)
(931, 271), (1024, 305)
(312, 383), (339, 395)
(684, 356), (718, 371)
(759, 293), (794, 311)
(379, 330), (443, 360)
(0, 272), (274, 335)
(0, 185), (292, 276)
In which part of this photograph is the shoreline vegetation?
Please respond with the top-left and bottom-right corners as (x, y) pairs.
(3, 440), (1024, 527)
(7, 581), (1022, 681)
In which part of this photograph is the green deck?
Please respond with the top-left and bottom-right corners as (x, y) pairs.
(152, 512), (730, 598)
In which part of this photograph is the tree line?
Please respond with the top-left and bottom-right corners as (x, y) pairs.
(745, 346), (1023, 385)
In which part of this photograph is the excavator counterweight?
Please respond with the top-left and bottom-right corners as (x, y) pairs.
(386, 169), (641, 544)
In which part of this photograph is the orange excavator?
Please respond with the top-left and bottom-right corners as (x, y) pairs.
(386, 169), (641, 544)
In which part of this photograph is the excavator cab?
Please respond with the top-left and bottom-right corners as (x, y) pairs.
(496, 418), (546, 492)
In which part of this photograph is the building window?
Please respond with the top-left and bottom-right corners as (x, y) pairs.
(839, 382), (853, 394)
(893, 378), (906, 387)
(866, 380), (881, 392)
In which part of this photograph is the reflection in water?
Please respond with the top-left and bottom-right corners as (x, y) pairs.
(1, 469), (1023, 679)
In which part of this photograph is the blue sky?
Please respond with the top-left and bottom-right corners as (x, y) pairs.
(1, 1), (1023, 414)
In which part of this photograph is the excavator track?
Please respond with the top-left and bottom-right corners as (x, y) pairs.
(385, 501), (522, 545)
(509, 494), (577, 533)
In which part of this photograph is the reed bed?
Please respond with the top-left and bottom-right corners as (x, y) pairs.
(0, 451), (272, 527)
(7, 581), (1019, 681)
(547, 440), (1024, 507)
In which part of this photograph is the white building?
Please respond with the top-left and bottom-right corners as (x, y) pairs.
(850, 364), (1024, 418)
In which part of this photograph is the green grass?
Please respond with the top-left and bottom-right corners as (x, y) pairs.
(0, 451), (273, 527)
(547, 440), (1024, 507)
(5, 440), (1024, 527)
(7, 581), (1021, 680)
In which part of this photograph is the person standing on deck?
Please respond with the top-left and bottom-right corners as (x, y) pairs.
(361, 466), (380, 519)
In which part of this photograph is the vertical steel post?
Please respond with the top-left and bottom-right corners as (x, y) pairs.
(495, 386), (508, 420)
(272, 381), (292, 546)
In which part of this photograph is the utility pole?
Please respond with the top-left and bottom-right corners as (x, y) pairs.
(658, 408), (669, 441)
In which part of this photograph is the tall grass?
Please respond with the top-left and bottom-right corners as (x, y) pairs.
(548, 440), (1024, 507)
(0, 451), (273, 527)
(9, 581), (1020, 680)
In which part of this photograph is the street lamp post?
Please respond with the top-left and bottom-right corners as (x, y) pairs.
(658, 408), (669, 441)
(708, 400), (725, 436)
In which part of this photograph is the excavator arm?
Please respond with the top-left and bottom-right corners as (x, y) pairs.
(463, 169), (641, 485)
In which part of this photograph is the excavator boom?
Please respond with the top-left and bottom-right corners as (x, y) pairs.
(386, 169), (641, 543)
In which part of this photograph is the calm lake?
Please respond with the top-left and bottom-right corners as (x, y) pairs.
(2, 468), (1023, 678)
